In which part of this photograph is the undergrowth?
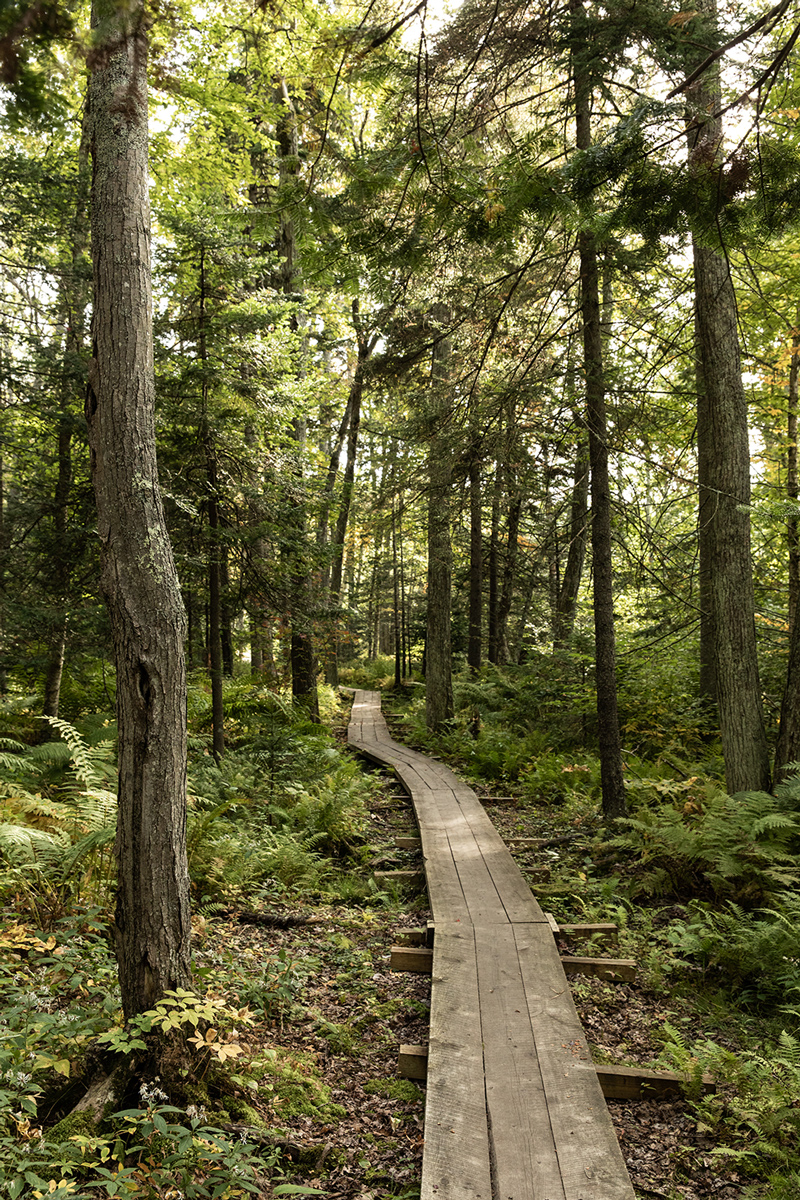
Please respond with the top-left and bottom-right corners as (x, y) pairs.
(0, 672), (400, 1198)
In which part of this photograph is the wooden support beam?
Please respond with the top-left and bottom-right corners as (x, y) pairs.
(506, 837), (545, 848)
(544, 913), (620, 946)
(595, 1064), (715, 1100)
(399, 1045), (712, 1101)
(396, 836), (422, 850)
(390, 945), (434, 974)
(561, 956), (636, 982)
(398, 1044), (428, 1081)
(394, 927), (427, 947)
(560, 922), (619, 944)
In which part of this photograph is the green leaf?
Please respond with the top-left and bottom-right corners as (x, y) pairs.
(273, 1187), (328, 1196)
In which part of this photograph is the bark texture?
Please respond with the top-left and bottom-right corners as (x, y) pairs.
(687, 0), (769, 793)
(87, 0), (191, 1018)
(468, 450), (482, 673)
(580, 231), (626, 821)
(553, 420), (589, 649)
(425, 308), (454, 731)
(693, 245), (769, 793)
(276, 78), (319, 721)
(574, 21), (626, 821)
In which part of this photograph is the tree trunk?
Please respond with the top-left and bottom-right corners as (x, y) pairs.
(467, 413), (483, 674)
(695, 300), (716, 703)
(688, 0), (769, 794)
(771, 322), (800, 781)
(87, 0), (191, 1018)
(425, 307), (454, 731)
(487, 463), (500, 664)
(553, 418), (589, 649)
(250, 613), (264, 673)
(392, 497), (402, 689)
(788, 318), (800, 634)
(275, 79), (319, 721)
(203, 425), (225, 762)
(574, 27), (626, 821)
(496, 490), (521, 665)
(43, 108), (92, 720)
(197, 245), (225, 760)
(325, 302), (373, 687)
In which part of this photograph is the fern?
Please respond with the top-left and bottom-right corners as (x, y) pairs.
(0, 720), (118, 923)
(666, 893), (800, 1010)
(46, 717), (117, 789)
(607, 787), (800, 904)
(658, 1025), (800, 1173)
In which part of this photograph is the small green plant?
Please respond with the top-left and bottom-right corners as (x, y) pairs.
(237, 948), (309, 1025)
(97, 989), (254, 1062)
(7, 1098), (325, 1199)
(657, 1026), (800, 1177)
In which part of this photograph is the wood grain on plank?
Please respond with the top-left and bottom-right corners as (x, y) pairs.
(474, 921), (567, 1200)
(513, 923), (636, 1199)
(422, 922), (492, 1200)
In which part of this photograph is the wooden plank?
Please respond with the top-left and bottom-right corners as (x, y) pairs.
(418, 824), (471, 925)
(373, 870), (425, 889)
(394, 927), (427, 946)
(561, 956), (636, 982)
(450, 798), (551, 924)
(442, 820), (509, 925)
(513, 923), (636, 1199)
(390, 945), (433, 974)
(595, 1064), (716, 1100)
(474, 922), (567, 1199)
(398, 1044), (428, 1081)
(398, 1045), (716, 1101)
(396, 836), (421, 849)
(422, 922), (492, 1200)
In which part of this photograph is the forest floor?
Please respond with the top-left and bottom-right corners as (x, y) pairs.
(217, 730), (748, 1200)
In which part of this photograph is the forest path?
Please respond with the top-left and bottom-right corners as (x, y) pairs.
(348, 689), (635, 1200)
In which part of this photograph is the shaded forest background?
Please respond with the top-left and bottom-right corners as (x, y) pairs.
(3, 0), (800, 1195)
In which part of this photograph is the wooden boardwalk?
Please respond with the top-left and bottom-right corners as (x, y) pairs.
(348, 690), (635, 1200)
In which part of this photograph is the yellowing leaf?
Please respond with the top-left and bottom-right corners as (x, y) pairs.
(212, 1042), (243, 1061)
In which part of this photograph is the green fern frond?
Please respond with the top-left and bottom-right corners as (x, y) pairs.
(58, 825), (116, 881)
(0, 821), (70, 865)
(24, 741), (73, 767)
(0, 783), (66, 825)
(45, 718), (117, 789)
